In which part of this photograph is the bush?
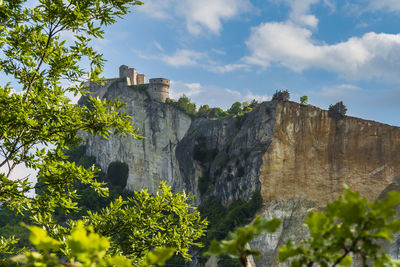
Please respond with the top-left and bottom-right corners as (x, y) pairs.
(198, 104), (211, 117)
(177, 94), (197, 115)
(300, 95), (308, 105)
(228, 102), (242, 115)
(107, 161), (129, 189)
(328, 101), (347, 120)
(272, 90), (290, 101)
(208, 107), (229, 119)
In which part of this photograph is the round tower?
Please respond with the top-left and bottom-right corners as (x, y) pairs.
(148, 78), (170, 102)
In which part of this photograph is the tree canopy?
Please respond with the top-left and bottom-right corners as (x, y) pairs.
(0, 0), (207, 265)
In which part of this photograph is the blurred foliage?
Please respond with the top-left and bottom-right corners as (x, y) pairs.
(12, 221), (175, 267)
(207, 187), (400, 267)
(206, 216), (280, 266)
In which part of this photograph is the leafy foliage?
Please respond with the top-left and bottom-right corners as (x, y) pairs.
(272, 90), (290, 101)
(279, 187), (400, 267)
(84, 182), (208, 263)
(198, 104), (211, 117)
(0, 0), (144, 221)
(11, 221), (175, 267)
(167, 98), (253, 119)
(229, 102), (243, 115)
(300, 95), (308, 105)
(207, 187), (400, 267)
(328, 101), (347, 120)
(206, 216), (281, 266)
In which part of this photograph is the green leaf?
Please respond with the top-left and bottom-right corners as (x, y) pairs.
(339, 255), (353, 266)
(27, 225), (60, 252)
(146, 247), (175, 266)
(278, 240), (301, 262)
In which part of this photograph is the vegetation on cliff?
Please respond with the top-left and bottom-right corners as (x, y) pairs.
(328, 101), (347, 120)
(166, 95), (258, 119)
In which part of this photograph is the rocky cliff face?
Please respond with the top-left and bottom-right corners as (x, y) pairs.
(81, 80), (400, 266)
(81, 78), (192, 194)
(261, 102), (400, 206)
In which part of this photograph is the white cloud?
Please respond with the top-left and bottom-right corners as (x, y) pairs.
(170, 81), (269, 109)
(178, 0), (252, 35)
(287, 0), (320, 27)
(208, 63), (249, 73)
(244, 21), (400, 81)
(160, 49), (208, 67)
(211, 48), (227, 55)
(137, 0), (174, 19)
(154, 41), (164, 51)
(155, 49), (247, 73)
(138, 0), (252, 35)
(368, 0), (400, 12)
(317, 84), (362, 98)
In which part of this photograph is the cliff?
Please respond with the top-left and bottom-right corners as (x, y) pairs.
(80, 80), (400, 266)
(262, 102), (400, 205)
(81, 78), (192, 194)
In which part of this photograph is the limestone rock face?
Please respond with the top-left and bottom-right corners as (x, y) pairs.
(176, 101), (276, 205)
(261, 102), (400, 206)
(249, 199), (315, 267)
(81, 79), (192, 193)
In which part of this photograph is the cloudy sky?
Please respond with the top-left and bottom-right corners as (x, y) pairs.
(93, 0), (400, 126)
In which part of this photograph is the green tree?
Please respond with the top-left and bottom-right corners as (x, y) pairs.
(272, 90), (290, 101)
(84, 182), (207, 264)
(177, 94), (197, 115)
(209, 107), (229, 119)
(328, 101), (347, 120)
(242, 101), (253, 113)
(228, 102), (242, 115)
(0, 0), (145, 259)
(300, 95), (308, 105)
(198, 104), (211, 117)
(0, 0), (209, 265)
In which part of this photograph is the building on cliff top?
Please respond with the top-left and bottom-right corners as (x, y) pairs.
(118, 65), (170, 102)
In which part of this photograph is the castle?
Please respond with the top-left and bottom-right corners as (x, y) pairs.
(119, 65), (170, 102)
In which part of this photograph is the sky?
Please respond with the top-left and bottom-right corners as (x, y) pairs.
(2, 0), (400, 191)
(89, 0), (400, 126)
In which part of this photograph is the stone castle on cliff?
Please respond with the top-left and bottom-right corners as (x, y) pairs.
(118, 65), (170, 102)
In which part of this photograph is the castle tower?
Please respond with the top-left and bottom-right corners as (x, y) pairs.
(137, 74), (146, 85)
(148, 78), (170, 102)
(119, 65), (137, 85)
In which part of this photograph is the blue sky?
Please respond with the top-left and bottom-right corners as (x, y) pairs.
(95, 0), (399, 126)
